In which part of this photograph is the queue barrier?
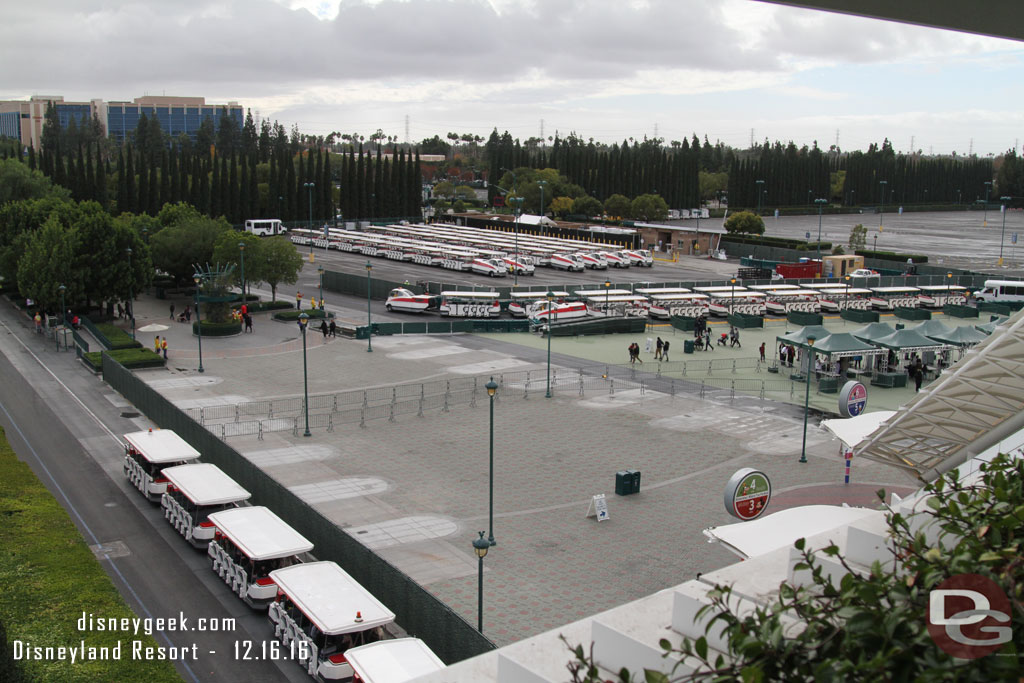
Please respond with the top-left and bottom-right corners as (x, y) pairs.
(894, 306), (931, 321)
(355, 319), (531, 339)
(786, 311), (823, 326)
(727, 312), (764, 329)
(942, 304), (979, 318)
(840, 309), (879, 323)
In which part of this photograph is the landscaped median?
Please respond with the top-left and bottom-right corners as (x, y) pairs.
(0, 427), (180, 682)
(272, 309), (335, 322)
(82, 348), (165, 372)
(90, 323), (143, 350)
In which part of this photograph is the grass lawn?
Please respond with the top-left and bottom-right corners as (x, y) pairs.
(0, 427), (181, 682)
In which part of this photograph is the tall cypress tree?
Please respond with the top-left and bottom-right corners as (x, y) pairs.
(136, 149), (149, 214)
(239, 156), (250, 222)
(228, 151), (239, 223)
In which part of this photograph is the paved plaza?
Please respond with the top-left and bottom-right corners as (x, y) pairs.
(101, 284), (935, 645)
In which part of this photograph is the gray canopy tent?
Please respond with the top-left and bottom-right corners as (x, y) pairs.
(805, 332), (886, 388)
(975, 317), (1009, 335)
(910, 319), (955, 339)
(775, 325), (832, 376)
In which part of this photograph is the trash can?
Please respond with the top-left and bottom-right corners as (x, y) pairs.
(683, 339), (695, 354)
(615, 470), (634, 496)
(627, 469), (641, 494)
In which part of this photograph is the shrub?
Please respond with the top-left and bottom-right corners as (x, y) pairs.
(191, 320), (241, 336)
(273, 309), (334, 321)
(93, 322), (144, 350)
(231, 300), (293, 313)
(83, 348), (165, 371)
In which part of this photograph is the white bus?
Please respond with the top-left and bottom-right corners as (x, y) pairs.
(207, 506), (314, 609)
(268, 561), (396, 681)
(345, 638), (445, 682)
(971, 279), (1024, 304)
(160, 463), (251, 549)
(245, 219), (286, 236)
(123, 429), (201, 503)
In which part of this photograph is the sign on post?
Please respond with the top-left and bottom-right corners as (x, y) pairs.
(838, 381), (868, 418)
(723, 468), (771, 521)
(586, 494), (609, 522)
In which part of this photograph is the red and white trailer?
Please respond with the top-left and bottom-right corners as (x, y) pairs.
(123, 429), (201, 503)
(268, 561), (396, 681)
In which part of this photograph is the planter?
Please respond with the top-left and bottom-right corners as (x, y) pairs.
(191, 320), (242, 337)
(272, 310), (335, 322)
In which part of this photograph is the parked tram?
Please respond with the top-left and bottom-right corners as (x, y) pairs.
(869, 286), (921, 310)
(646, 293), (709, 320)
(345, 638), (445, 682)
(438, 291), (501, 317)
(917, 284), (968, 307)
(206, 506), (314, 608)
(269, 561), (396, 681)
(705, 291), (767, 317)
(123, 429), (201, 503)
(508, 290), (570, 318)
(160, 463), (251, 549)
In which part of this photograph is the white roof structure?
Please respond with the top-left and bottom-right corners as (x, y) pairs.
(207, 506), (313, 560)
(346, 638), (445, 682)
(855, 308), (1024, 479)
(269, 561), (395, 635)
(821, 411), (898, 448)
(123, 429), (201, 464)
(703, 505), (885, 559)
(161, 463), (251, 506)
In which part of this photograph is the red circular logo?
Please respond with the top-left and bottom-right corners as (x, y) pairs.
(927, 574), (1012, 659)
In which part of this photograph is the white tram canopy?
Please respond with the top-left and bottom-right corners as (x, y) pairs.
(270, 561), (395, 635)
(123, 429), (201, 464)
(161, 463), (251, 506)
(345, 638), (445, 682)
(207, 506), (313, 560)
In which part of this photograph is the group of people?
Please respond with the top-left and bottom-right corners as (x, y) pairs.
(654, 337), (671, 361)
(296, 292), (327, 311)
(153, 335), (169, 359)
(171, 303), (192, 323)
(627, 342), (644, 364)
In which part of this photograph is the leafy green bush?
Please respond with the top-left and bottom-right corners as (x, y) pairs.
(83, 348), (165, 371)
(273, 309), (334, 321)
(191, 320), (241, 336)
(93, 322), (144, 350)
(231, 300), (292, 313)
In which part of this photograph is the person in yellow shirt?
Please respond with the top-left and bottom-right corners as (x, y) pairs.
(154, 335), (161, 353)
(311, 296), (318, 310)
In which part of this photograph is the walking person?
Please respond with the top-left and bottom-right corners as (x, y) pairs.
(117, 303), (124, 320)
(759, 342), (766, 362)
(311, 296), (318, 311)
(655, 337), (663, 360)
(184, 305), (191, 322)
(662, 340), (670, 362)
(154, 335), (161, 354)
(914, 365), (924, 392)
(320, 297), (326, 311)
(169, 303), (175, 320)
(730, 326), (741, 348)
(328, 320), (337, 337)
(296, 291), (303, 310)
(161, 337), (168, 360)
(704, 328), (713, 352)
(244, 313), (253, 333)
(319, 320), (328, 338)
(34, 312), (42, 334)
(628, 343), (635, 365)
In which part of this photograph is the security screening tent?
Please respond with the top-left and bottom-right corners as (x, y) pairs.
(871, 328), (946, 353)
(909, 319), (955, 339)
(807, 332), (881, 359)
(849, 321), (898, 344)
(776, 325), (831, 346)
(927, 325), (989, 347)
(975, 316), (1009, 335)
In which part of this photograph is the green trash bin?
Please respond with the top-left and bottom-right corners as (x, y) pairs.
(627, 469), (641, 494)
(615, 470), (634, 496)
(683, 339), (695, 354)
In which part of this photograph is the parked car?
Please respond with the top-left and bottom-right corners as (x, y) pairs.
(849, 269), (880, 279)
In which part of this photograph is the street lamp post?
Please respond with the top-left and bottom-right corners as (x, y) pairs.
(947, 272), (953, 303)
(193, 273), (204, 373)
(317, 265), (324, 306)
(538, 180), (548, 220)
(298, 313), (311, 437)
(126, 247), (134, 340)
(57, 284), (66, 352)
(238, 242), (246, 301)
(605, 280), (611, 317)
(799, 335), (817, 464)
(730, 277), (736, 315)
(472, 531), (490, 633)
(511, 197), (523, 285)
(545, 291), (554, 399)
(878, 180), (888, 231)
(365, 261), (373, 352)
(807, 189), (812, 208)
(999, 196), (1012, 265)
(755, 180), (765, 214)
(814, 198), (828, 265)
(485, 377), (498, 546)
(983, 182), (993, 227)
(304, 182), (315, 260)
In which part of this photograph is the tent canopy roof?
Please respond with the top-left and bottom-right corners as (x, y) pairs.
(872, 328), (945, 351)
(928, 325), (989, 346)
(850, 322), (898, 343)
(776, 325), (832, 346)
(810, 332), (882, 357)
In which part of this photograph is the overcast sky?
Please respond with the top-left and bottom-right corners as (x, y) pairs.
(3, 0), (1022, 156)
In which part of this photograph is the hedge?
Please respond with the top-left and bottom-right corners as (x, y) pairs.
(273, 309), (335, 321)
(93, 322), (144, 350)
(722, 234), (833, 251)
(855, 249), (929, 264)
(231, 300), (293, 313)
(83, 348), (166, 371)
(191, 320), (242, 336)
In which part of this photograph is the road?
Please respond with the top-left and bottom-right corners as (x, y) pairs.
(0, 312), (306, 682)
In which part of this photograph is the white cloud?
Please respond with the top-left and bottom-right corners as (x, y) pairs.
(0, 0), (1021, 153)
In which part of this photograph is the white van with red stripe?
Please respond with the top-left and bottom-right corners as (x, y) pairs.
(577, 252), (609, 269)
(549, 253), (585, 272)
(470, 258), (507, 277)
(625, 249), (653, 267)
(502, 257), (535, 276)
(385, 288), (435, 313)
(602, 251), (631, 268)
